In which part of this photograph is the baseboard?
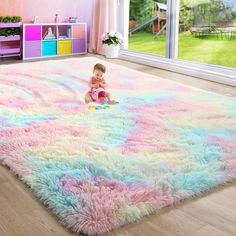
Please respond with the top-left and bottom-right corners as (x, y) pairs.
(120, 50), (236, 87)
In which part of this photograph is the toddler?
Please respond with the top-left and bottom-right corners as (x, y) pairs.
(84, 63), (118, 104)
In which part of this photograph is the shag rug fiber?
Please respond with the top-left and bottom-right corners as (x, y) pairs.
(0, 57), (236, 235)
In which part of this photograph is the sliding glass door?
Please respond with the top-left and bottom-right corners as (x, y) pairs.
(178, 0), (236, 68)
(123, 0), (236, 69)
(128, 0), (168, 56)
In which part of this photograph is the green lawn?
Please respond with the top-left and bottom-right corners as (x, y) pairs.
(128, 32), (236, 68)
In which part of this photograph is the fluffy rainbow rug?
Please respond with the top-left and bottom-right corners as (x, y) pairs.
(0, 57), (236, 235)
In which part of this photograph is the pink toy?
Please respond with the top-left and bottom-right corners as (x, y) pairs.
(90, 87), (119, 105)
(91, 88), (106, 103)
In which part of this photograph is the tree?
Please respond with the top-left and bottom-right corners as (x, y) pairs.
(129, 0), (167, 22)
(129, 0), (167, 32)
(192, 0), (235, 26)
(179, 0), (194, 32)
(179, 0), (236, 31)
(129, 0), (154, 23)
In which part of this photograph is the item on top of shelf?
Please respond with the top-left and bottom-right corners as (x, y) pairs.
(67, 26), (72, 38)
(54, 14), (59, 23)
(57, 27), (60, 38)
(43, 27), (56, 40)
(58, 35), (68, 39)
(69, 17), (78, 23)
(33, 16), (39, 24)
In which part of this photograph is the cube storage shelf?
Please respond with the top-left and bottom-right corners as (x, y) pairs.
(0, 22), (22, 59)
(23, 23), (87, 60)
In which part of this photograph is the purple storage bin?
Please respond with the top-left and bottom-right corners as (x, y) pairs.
(24, 41), (41, 58)
(25, 25), (41, 41)
(72, 39), (86, 53)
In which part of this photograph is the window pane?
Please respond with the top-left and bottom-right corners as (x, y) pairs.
(178, 0), (236, 68)
(128, 0), (168, 56)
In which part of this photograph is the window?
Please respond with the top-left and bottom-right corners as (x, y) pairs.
(178, 0), (236, 68)
(128, 0), (168, 57)
(122, 0), (236, 69)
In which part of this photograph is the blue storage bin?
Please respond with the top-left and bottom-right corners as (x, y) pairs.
(42, 41), (57, 56)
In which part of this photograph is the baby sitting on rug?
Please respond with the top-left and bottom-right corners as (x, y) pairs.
(84, 63), (118, 104)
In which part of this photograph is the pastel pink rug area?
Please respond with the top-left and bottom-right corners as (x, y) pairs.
(0, 57), (236, 235)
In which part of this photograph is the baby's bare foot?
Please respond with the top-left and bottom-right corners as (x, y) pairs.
(109, 100), (119, 105)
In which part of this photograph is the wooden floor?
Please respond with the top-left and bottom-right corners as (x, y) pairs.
(0, 55), (236, 236)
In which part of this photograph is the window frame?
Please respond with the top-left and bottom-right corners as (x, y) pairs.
(118, 0), (236, 87)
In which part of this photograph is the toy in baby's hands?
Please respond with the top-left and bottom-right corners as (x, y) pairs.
(101, 99), (108, 105)
(88, 91), (111, 110)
